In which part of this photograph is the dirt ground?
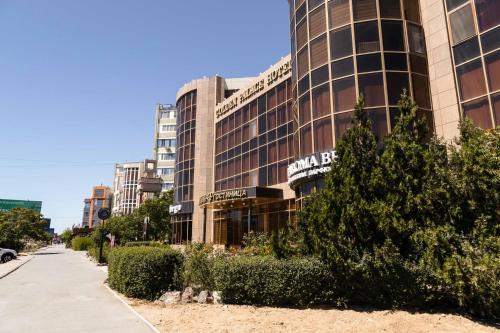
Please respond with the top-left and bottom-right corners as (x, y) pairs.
(127, 299), (498, 333)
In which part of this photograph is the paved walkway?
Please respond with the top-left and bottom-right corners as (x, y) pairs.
(0, 254), (33, 279)
(0, 245), (154, 333)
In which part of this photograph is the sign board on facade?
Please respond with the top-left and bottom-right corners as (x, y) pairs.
(287, 151), (337, 186)
(169, 205), (182, 214)
(0, 199), (42, 213)
(199, 189), (248, 206)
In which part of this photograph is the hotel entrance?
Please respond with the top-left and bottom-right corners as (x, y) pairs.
(199, 187), (295, 246)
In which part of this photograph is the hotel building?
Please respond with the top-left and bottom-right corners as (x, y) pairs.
(153, 104), (177, 192)
(170, 0), (499, 245)
(82, 186), (112, 228)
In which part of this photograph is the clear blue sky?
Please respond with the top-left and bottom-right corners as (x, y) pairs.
(0, 0), (290, 233)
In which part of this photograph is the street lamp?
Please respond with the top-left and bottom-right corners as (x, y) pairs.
(97, 208), (111, 264)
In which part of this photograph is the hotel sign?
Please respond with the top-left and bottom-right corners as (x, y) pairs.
(287, 151), (337, 186)
(199, 189), (248, 206)
(215, 59), (292, 120)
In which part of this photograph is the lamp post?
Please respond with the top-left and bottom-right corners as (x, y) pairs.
(97, 208), (111, 264)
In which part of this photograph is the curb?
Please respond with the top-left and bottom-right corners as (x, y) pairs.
(103, 284), (161, 333)
(0, 256), (34, 280)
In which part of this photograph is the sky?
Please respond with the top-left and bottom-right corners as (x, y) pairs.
(0, 0), (290, 233)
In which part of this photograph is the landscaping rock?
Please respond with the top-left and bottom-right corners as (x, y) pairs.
(182, 287), (194, 303)
(197, 290), (209, 304)
(159, 291), (181, 305)
(212, 291), (222, 304)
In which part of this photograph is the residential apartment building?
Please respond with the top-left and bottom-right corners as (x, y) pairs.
(112, 159), (162, 215)
(81, 186), (112, 228)
(153, 104), (177, 192)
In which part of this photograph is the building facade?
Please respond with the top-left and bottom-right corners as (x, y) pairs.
(82, 186), (112, 228)
(169, 0), (499, 245)
(0, 199), (42, 213)
(112, 160), (162, 215)
(153, 104), (177, 192)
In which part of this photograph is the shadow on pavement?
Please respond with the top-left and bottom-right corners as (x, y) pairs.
(34, 252), (61, 256)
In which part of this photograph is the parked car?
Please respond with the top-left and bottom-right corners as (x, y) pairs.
(0, 248), (17, 263)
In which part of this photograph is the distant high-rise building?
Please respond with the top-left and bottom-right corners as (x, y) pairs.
(112, 159), (162, 215)
(153, 104), (177, 192)
(81, 186), (112, 228)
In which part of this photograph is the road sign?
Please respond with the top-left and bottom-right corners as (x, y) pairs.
(97, 208), (111, 220)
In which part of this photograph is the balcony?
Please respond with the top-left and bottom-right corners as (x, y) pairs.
(138, 177), (162, 193)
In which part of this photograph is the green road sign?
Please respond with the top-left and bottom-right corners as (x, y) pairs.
(0, 199), (42, 213)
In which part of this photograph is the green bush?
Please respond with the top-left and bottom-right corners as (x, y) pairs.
(108, 246), (183, 300)
(71, 236), (94, 251)
(213, 255), (335, 306)
(182, 243), (222, 291)
(124, 241), (167, 247)
(88, 244), (111, 264)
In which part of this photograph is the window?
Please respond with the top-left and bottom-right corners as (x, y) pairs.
(297, 19), (308, 50)
(481, 26), (500, 53)
(404, 0), (421, 23)
(313, 118), (333, 151)
(367, 108), (388, 141)
(408, 24), (426, 54)
(330, 26), (353, 59)
(311, 64), (329, 86)
(334, 112), (353, 140)
(309, 5), (326, 39)
(453, 37), (480, 65)
(331, 57), (354, 78)
(353, 0), (377, 21)
(485, 51), (500, 92)
(162, 183), (174, 191)
(463, 97), (493, 129)
(380, 0), (401, 18)
(157, 168), (175, 176)
(358, 73), (385, 107)
(449, 5), (476, 44)
(456, 59), (487, 100)
(160, 125), (176, 132)
(387, 72), (410, 105)
(355, 21), (380, 53)
(312, 83), (331, 119)
(298, 46), (309, 78)
(412, 74), (431, 109)
(157, 139), (176, 147)
(492, 92), (500, 126)
(333, 76), (356, 112)
(310, 34), (328, 68)
(298, 75), (310, 96)
(445, 0), (467, 11)
(300, 125), (313, 156)
(382, 21), (405, 51)
(328, 0), (350, 29)
(158, 153), (175, 161)
(385, 53), (408, 71)
(299, 93), (312, 123)
(475, 0), (500, 32)
(308, 0), (324, 11)
(357, 53), (382, 73)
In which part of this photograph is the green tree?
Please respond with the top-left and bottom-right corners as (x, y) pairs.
(60, 228), (73, 247)
(0, 208), (51, 251)
(136, 190), (173, 242)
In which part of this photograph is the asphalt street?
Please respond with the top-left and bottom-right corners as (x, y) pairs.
(0, 245), (154, 333)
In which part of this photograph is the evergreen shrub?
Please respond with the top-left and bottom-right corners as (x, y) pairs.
(213, 255), (335, 306)
(71, 236), (94, 251)
(108, 246), (183, 300)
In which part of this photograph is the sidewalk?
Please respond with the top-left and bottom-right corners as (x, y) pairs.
(0, 254), (33, 279)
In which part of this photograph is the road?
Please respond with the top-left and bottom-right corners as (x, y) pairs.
(0, 245), (154, 333)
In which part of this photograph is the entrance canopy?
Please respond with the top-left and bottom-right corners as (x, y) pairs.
(199, 187), (283, 209)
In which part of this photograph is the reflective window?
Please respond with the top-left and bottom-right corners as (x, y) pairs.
(367, 108), (388, 141)
(481, 26), (500, 53)
(385, 53), (408, 71)
(386, 72), (410, 105)
(297, 19), (308, 50)
(308, 0), (324, 11)
(298, 46), (309, 78)
(456, 59), (487, 101)
(328, 0), (350, 29)
(382, 21), (405, 51)
(300, 125), (313, 156)
(331, 57), (354, 78)
(358, 73), (385, 107)
(453, 37), (480, 65)
(353, 0), (377, 21)
(380, 0), (401, 18)
(330, 26), (353, 59)
(298, 75), (310, 96)
(408, 24), (426, 54)
(313, 118), (334, 151)
(299, 93), (312, 123)
(410, 54), (428, 74)
(404, 0), (421, 23)
(492, 92), (500, 126)
(449, 5), (476, 44)
(412, 74), (432, 109)
(445, 0), (467, 11)
(312, 83), (331, 119)
(334, 112), (353, 140)
(475, 0), (500, 32)
(310, 34), (329, 68)
(311, 64), (329, 86)
(355, 21), (380, 53)
(333, 76), (356, 112)
(463, 97), (493, 129)
(357, 53), (382, 73)
(309, 5), (326, 39)
(485, 51), (500, 92)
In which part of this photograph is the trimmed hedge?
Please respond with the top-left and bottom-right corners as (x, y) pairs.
(71, 237), (94, 251)
(213, 256), (335, 306)
(124, 241), (167, 247)
(108, 246), (183, 300)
